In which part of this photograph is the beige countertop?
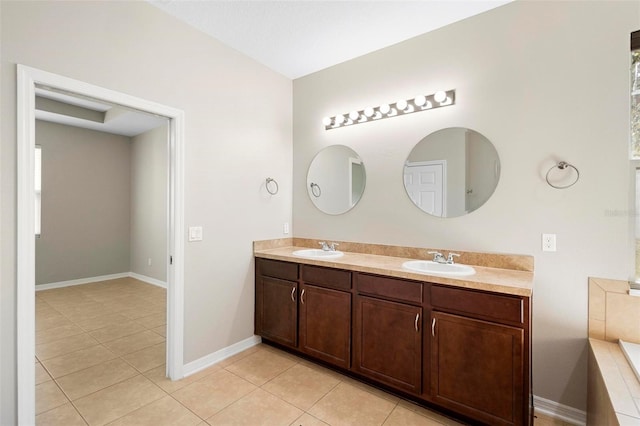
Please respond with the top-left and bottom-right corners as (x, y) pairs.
(254, 245), (533, 297)
(589, 338), (640, 423)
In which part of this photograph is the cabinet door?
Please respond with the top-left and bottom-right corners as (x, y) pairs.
(354, 295), (422, 394)
(255, 276), (298, 347)
(299, 284), (351, 368)
(430, 311), (524, 426)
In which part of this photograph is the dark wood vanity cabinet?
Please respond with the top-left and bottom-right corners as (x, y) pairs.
(255, 258), (531, 426)
(353, 273), (423, 394)
(299, 265), (352, 368)
(255, 259), (299, 347)
(430, 285), (530, 426)
(255, 259), (352, 368)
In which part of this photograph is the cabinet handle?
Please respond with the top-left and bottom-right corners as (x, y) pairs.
(431, 318), (436, 337)
(301, 289), (305, 304)
(291, 287), (296, 302)
(414, 313), (420, 332)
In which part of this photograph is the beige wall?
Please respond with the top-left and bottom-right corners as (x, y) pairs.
(0, 1), (292, 423)
(130, 124), (168, 282)
(292, 0), (639, 411)
(35, 120), (131, 285)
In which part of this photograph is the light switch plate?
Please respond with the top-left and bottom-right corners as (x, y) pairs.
(189, 226), (203, 242)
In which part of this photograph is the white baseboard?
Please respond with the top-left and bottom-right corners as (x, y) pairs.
(36, 272), (166, 291)
(182, 335), (262, 378)
(129, 272), (167, 288)
(36, 272), (130, 290)
(534, 395), (586, 425)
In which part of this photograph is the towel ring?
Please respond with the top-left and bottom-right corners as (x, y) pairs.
(545, 161), (580, 189)
(265, 178), (279, 195)
(310, 182), (321, 198)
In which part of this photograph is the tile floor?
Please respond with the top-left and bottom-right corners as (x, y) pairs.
(36, 278), (567, 426)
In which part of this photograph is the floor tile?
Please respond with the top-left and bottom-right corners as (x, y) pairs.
(207, 388), (302, 426)
(56, 358), (139, 400)
(36, 402), (87, 426)
(144, 364), (221, 394)
(36, 324), (86, 345)
(75, 313), (131, 332)
(102, 330), (164, 356)
(308, 381), (397, 426)
(289, 413), (329, 426)
(89, 321), (147, 343)
(122, 342), (165, 372)
(73, 374), (166, 426)
(136, 312), (166, 329)
(396, 400), (463, 426)
(215, 345), (262, 368)
(35, 362), (52, 385)
(225, 346), (297, 386)
(41, 344), (118, 378)
(383, 405), (443, 426)
(36, 333), (99, 361)
(172, 369), (257, 419)
(36, 381), (68, 415)
(263, 363), (340, 410)
(36, 314), (73, 332)
(106, 395), (201, 426)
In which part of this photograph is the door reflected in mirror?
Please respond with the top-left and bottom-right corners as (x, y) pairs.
(307, 145), (366, 215)
(403, 128), (500, 218)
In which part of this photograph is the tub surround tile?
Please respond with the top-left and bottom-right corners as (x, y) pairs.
(255, 244), (533, 297)
(589, 277), (640, 343)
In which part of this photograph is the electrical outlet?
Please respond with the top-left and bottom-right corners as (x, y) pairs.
(283, 222), (290, 234)
(542, 234), (556, 252)
(147, 258), (152, 266)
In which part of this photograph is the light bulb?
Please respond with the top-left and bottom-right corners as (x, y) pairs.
(414, 95), (426, 107)
(379, 104), (391, 115)
(434, 91), (447, 103)
(423, 100), (432, 109)
(335, 114), (345, 125)
(396, 99), (408, 111)
(349, 111), (360, 121)
(364, 107), (374, 118)
(322, 117), (332, 126)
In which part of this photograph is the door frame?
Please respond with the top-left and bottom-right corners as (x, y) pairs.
(16, 64), (185, 424)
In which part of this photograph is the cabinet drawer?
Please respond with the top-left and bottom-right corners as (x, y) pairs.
(431, 285), (523, 325)
(257, 258), (298, 281)
(301, 265), (351, 291)
(356, 273), (422, 304)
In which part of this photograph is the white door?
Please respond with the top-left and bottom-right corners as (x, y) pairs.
(404, 161), (446, 216)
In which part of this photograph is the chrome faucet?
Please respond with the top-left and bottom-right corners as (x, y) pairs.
(428, 251), (461, 264)
(319, 241), (339, 251)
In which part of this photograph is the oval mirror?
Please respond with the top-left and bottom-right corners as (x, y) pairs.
(307, 145), (366, 215)
(403, 128), (500, 218)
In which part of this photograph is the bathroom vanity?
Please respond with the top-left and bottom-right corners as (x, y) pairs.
(254, 240), (533, 426)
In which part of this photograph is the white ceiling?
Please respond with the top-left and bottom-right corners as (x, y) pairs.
(149, 0), (513, 79)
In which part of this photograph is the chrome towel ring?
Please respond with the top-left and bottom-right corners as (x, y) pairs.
(265, 178), (279, 195)
(545, 161), (580, 189)
(310, 182), (321, 197)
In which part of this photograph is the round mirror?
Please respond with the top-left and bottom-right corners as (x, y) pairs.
(403, 128), (500, 218)
(307, 145), (366, 215)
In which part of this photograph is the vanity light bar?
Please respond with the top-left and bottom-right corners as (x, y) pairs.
(322, 89), (456, 130)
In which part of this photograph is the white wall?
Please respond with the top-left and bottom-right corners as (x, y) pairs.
(130, 124), (168, 283)
(293, 0), (639, 411)
(35, 120), (132, 285)
(0, 1), (292, 423)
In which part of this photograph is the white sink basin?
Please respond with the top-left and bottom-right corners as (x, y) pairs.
(402, 260), (475, 276)
(292, 249), (344, 259)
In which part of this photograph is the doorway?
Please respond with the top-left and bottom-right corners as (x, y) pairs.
(17, 65), (185, 424)
(403, 160), (447, 217)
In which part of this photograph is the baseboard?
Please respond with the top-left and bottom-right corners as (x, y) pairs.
(129, 272), (167, 288)
(36, 272), (130, 290)
(182, 335), (262, 378)
(534, 395), (586, 425)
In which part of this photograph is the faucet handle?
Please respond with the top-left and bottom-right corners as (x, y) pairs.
(428, 251), (445, 262)
(319, 241), (330, 251)
(329, 242), (339, 251)
(446, 253), (461, 264)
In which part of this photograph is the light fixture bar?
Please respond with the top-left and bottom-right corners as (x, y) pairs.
(322, 89), (456, 130)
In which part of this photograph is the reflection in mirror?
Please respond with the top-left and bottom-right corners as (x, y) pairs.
(403, 128), (500, 218)
(307, 145), (366, 215)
